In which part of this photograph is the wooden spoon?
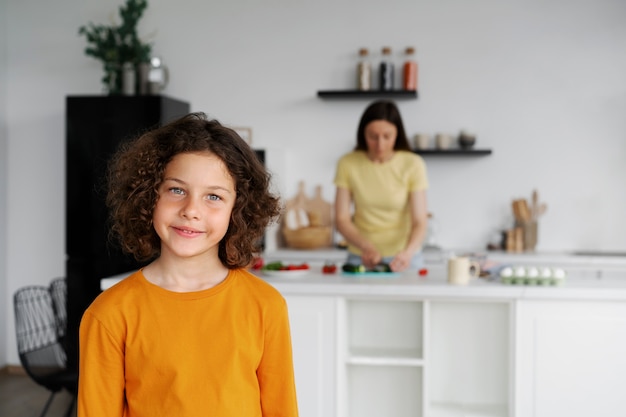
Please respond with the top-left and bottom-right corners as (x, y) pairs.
(536, 203), (547, 217)
(531, 189), (539, 219)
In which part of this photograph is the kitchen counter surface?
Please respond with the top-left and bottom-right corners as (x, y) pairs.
(101, 263), (626, 302)
(264, 248), (626, 269)
(258, 266), (626, 302)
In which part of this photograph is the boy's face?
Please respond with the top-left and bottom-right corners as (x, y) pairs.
(153, 152), (236, 261)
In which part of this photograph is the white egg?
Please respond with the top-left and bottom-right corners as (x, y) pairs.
(540, 267), (552, 278)
(553, 268), (566, 279)
(514, 266), (526, 278)
(527, 267), (539, 278)
(500, 267), (513, 278)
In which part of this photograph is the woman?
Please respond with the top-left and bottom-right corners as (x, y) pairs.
(334, 100), (429, 272)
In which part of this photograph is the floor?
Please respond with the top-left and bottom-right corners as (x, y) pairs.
(0, 370), (76, 417)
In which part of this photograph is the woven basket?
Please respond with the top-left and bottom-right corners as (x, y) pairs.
(282, 226), (332, 249)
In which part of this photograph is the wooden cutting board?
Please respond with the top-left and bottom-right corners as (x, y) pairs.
(307, 185), (332, 227)
(283, 181), (332, 229)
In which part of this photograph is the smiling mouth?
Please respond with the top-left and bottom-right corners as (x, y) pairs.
(173, 226), (203, 235)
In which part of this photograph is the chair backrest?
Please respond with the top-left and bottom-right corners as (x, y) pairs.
(14, 286), (67, 378)
(49, 277), (67, 339)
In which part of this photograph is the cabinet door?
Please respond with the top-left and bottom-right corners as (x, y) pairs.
(285, 296), (336, 417)
(428, 301), (511, 417)
(516, 301), (626, 417)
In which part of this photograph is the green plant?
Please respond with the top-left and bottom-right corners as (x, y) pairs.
(79, 0), (152, 94)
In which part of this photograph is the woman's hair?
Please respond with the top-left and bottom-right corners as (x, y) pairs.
(106, 112), (281, 268)
(355, 100), (411, 151)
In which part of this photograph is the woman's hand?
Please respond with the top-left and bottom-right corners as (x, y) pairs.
(361, 245), (382, 269)
(335, 186), (383, 269)
(389, 189), (428, 273)
(389, 251), (412, 272)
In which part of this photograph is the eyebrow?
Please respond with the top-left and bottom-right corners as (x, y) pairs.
(163, 177), (234, 194)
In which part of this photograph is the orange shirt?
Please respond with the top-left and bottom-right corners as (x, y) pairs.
(78, 269), (298, 417)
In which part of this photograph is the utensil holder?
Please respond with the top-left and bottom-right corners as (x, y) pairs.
(519, 220), (538, 251)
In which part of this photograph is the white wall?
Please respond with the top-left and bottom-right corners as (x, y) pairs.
(0, 0), (9, 368)
(2, 0), (625, 366)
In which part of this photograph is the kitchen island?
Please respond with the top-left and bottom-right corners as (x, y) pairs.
(100, 252), (626, 417)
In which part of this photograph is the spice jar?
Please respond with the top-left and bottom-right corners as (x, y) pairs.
(379, 46), (394, 91)
(357, 48), (372, 91)
(402, 47), (418, 91)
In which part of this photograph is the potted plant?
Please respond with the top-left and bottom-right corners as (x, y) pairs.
(79, 0), (152, 94)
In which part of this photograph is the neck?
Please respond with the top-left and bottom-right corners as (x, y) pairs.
(368, 151), (394, 163)
(143, 255), (230, 292)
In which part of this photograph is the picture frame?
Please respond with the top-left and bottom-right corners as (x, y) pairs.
(233, 127), (252, 145)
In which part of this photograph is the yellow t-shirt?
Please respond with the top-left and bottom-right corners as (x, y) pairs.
(78, 269), (298, 417)
(334, 150), (428, 257)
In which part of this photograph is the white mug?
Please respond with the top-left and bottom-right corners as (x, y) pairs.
(414, 134), (430, 150)
(435, 133), (453, 150)
(447, 257), (480, 285)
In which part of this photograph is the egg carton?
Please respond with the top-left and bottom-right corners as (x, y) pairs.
(499, 266), (566, 286)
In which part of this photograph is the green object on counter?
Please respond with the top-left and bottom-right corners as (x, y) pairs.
(342, 264), (366, 273)
(262, 261), (284, 271)
(341, 263), (395, 276)
(342, 271), (400, 278)
(371, 263), (392, 273)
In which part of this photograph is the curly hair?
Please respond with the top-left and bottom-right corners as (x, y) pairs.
(355, 100), (411, 152)
(106, 112), (281, 269)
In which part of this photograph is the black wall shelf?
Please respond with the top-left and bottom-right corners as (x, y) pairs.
(317, 90), (418, 99)
(414, 149), (492, 156)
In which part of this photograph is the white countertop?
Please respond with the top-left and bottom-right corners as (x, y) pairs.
(100, 260), (626, 302)
(259, 265), (626, 302)
(264, 247), (626, 269)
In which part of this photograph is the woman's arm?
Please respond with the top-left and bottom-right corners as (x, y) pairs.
(389, 190), (428, 272)
(334, 186), (381, 267)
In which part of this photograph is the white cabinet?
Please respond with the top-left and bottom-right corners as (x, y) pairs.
(338, 299), (425, 417)
(428, 301), (511, 417)
(336, 298), (511, 417)
(284, 296), (337, 417)
(282, 290), (626, 417)
(516, 300), (626, 417)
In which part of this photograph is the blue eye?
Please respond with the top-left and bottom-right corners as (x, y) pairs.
(169, 187), (185, 195)
(207, 194), (221, 201)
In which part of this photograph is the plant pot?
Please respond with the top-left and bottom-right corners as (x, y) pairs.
(103, 63), (123, 95)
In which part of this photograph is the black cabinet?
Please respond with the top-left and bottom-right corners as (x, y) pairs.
(65, 95), (190, 370)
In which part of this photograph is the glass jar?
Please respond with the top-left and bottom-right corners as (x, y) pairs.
(357, 48), (372, 91)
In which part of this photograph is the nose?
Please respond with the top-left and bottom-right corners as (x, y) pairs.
(180, 197), (201, 219)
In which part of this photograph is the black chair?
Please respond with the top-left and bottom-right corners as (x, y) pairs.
(49, 277), (68, 346)
(14, 285), (78, 417)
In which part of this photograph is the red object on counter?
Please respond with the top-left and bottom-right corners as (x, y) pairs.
(322, 264), (337, 274)
(418, 268), (428, 276)
(282, 263), (309, 271)
(251, 257), (264, 270)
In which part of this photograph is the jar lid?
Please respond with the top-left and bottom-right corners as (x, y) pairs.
(405, 47), (415, 55)
(382, 46), (392, 55)
(359, 48), (369, 56)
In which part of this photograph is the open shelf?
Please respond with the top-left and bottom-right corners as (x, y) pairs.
(429, 402), (508, 417)
(347, 300), (424, 361)
(347, 354), (424, 367)
(414, 149), (492, 156)
(347, 365), (422, 417)
(317, 90), (418, 99)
